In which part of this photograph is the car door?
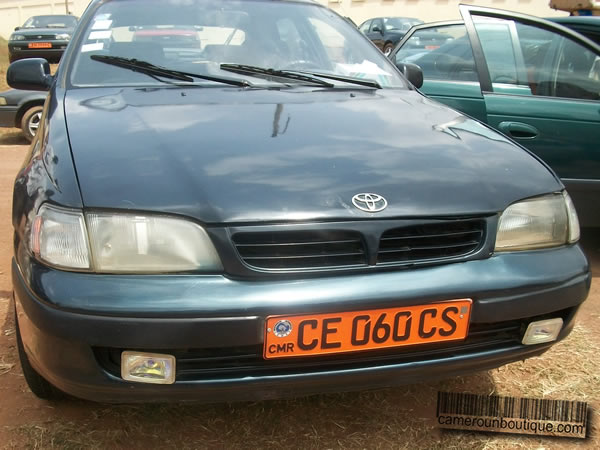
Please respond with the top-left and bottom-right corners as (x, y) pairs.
(460, 5), (600, 226)
(368, 18), (385, 50)
(393, 22), (488, 122)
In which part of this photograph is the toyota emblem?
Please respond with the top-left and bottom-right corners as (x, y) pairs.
(352, 193), (388, 213)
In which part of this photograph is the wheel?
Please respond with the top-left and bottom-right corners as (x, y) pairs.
(20, 105), (43, 143)
(14, 303), (63, 400)
(383, 43), (394, 57)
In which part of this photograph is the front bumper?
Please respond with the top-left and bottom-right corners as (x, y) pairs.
(13, 244), (590, 403)
(8, 42), (67, 61)
(0, 106), (19, 128)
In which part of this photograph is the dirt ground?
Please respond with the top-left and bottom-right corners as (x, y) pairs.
(0, 142), (599, 449)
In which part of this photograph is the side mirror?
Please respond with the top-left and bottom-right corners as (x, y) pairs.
(7, 58), (53, 91)
(395, 62), (424, 89)
(371, 26), (383, 34)
(14, 26), (21, 31)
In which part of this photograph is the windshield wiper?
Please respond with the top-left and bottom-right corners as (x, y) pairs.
(221, 63), (381, 89)
(292, 71), (382, 89)
(220, 64), (334, 88)
(91, 55), (251, 87)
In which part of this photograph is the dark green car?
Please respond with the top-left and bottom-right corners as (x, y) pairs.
(549, 16), (600, 45)
(393, 6), (600, 226)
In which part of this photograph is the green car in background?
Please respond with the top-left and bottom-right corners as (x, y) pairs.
(549, 16), (600, 45)
(393, 6), (600, 227)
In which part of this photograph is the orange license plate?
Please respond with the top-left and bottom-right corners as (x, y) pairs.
(28, 42), (52, 49)
(264, 299), (472, 359)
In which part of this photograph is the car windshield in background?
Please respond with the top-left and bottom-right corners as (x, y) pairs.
(384, 17), (423, 32)
(23, 15), (77, 28)
(70, 0), (406, 88)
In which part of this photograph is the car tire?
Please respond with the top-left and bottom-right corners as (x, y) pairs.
(383, 43), (394, 57)
(14, 303), (63, 400)
(20, 106), (44, 143)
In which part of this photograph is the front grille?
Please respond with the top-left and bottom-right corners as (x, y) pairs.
(231, 219), (486, 272)
(30, 34), (58, 40)
(378, 220), (484, 264)
(95, 319), (525, 382)
(232, 230), (367, 270)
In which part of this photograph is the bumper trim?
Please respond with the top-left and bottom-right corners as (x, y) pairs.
(41, 339), (556, 404)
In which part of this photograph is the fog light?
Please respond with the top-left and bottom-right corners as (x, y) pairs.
(121, 352), (175, 385)
(522, 318), (563, 345)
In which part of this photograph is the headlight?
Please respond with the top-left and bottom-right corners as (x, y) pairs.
(495, 192), (580, 252)
(0, 97), (7, 106)
(31, 204), (223, 273)
(86, 212), (222, 273)
(55, 33), (71, 41)
(10, 34), (26, 41)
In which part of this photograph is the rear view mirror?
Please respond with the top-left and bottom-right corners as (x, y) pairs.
(7, 58), (53, 91)
(395, 62), (424, 89)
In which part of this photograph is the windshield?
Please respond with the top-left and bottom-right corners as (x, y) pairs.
(70, 0), (406, 88)
(384, 18), (423, 32)
(23, 15), (77, 28)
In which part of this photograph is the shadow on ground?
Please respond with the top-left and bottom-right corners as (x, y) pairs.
(0, 130), (28, 146)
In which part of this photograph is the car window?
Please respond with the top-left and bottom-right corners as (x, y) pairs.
(473, 21), (519, 85)
(514, 22), (600, 100)
(569, 27), (600, 45)
(359, 20), (371, 34)
(370, 19), (383, 33)
(276, 18), (306, 61)
(395, 25), (478, 82)
(469, 15), (600, 100)
(309, 18), (349, 64)
(70, 0), (406, 89)
(23, 15), (77, 28)
(384, 18), (419, 32)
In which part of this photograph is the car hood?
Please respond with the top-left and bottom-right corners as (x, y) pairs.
(64, 87), (560, 224)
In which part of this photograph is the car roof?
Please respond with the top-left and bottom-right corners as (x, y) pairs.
(548, 16), (600, 26)
(28, 14), (75, 19)
(374, 17), (422, 21)
(361, 17), (422, 25)
(89, 0), (320, 4)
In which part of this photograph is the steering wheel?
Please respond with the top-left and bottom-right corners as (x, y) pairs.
(492, 75), (517, 84)
(282, 60), (322, 71)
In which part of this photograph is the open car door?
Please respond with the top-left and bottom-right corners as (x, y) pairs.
(459, 5), (600, 226)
